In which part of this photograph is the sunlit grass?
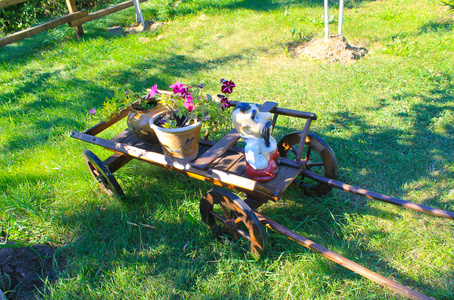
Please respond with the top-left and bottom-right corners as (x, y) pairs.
(1, 0), (453, 298)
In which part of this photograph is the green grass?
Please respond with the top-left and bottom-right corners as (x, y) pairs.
(1, 0), (453, 299)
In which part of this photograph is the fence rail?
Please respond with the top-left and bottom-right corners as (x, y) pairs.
(0, 0), (147, 47)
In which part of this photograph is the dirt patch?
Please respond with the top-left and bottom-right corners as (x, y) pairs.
(288, 35), (368, 63)
(0, 238), (66, 300)
(107, 20), (165, 35)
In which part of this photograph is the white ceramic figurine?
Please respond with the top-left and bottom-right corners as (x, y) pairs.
(232, 103), (279, 182)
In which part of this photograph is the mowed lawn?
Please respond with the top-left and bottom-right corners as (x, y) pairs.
(0, 0), (453, 299)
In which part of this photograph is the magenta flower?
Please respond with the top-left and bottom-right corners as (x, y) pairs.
(89, 108), (96, 115)
(170, 81), (186, 94)
(181, 86), (193, 99)
(221, 80), (235, 94)
(160, 118), (167, 125)
(146, 84), (159, 99)
(185, 94), (193, 102)
(184, 99), (196, 112)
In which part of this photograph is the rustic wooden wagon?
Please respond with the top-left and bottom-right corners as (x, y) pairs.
(71, 100), (453, 300)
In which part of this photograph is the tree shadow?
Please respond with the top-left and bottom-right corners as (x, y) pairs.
(0, 50), (254, 156)
(418, 18), (454, 35)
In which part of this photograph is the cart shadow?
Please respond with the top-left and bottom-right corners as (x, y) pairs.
(256, 191), (445, 298)
(57, 168), (265, 298)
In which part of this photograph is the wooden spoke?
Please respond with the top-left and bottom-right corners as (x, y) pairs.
(200, 189), (267, 258)
(277, 132), (338, 196)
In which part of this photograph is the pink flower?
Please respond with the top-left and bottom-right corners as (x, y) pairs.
(181, 86), (192, 99)
(170, 81), (186, 94)
(146, 84), (159, 99)
(185, 94), (193, 102)
(184, 99), (196, 112)
(221, 79), (235, 94)
(89, 108), (96, 115)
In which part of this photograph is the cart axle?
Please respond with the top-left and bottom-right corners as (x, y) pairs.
(301, 169), (454, 220)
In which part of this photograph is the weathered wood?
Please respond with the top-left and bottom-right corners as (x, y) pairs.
(110, 129), (134, 143)
(191, 129), (240, 169)
(272, 106), (318, 120)
(256, 212), (434, 300)
(257, 101), (278, 113)
(0, 0), (27, 9)
(211, 152), (243, 171)
(70, 131), (273, 197)
(0, 10), (87, 47)
(69, 0), (147, 27)
(104, 153), (133, 173)
(227, 156), (246, 176)
(262, 165), (303, 198)
(302, 169), (454, 220)
(84, 108), (130, 136)
(65, 0), (84, 38)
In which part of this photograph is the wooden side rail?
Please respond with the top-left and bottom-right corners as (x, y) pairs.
(69, 0), (147, 27)
(0, 0), (28, 9)
(83, 107), (131, 136)
(70, 130), (274, 199)
(0, 10), (88, 47)
(229, 100), (317, 121)
(0, 0), (148, 46)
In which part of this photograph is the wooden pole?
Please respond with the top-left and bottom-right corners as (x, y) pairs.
(255, 212), (434, 300)
(301, 169), (454, 220)
(65, 0), (84, 38)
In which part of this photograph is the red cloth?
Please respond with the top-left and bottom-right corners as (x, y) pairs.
(245, 150), (280, 182)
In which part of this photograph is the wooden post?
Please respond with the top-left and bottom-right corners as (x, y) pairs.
(65, 0), (84, 38)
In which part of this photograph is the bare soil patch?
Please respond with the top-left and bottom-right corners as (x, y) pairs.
(288, 35), (368, 63)
(0, 238), (66, 300)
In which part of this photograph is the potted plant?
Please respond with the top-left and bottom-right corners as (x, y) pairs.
(96, 88), (165, 144)
(149, 79), (235, 161)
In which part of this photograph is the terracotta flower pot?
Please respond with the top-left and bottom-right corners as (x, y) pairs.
(127, 104), (165, 144)
(150, 111), (202, 161)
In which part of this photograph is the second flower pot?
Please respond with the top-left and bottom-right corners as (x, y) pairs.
(150, 111), (202, 161)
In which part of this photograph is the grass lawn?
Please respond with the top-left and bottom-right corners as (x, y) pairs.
(1, 0), (453, 299)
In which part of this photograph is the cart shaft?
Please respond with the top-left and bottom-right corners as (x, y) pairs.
(255, 212), (434, 300)
(301, 169), (454, 220)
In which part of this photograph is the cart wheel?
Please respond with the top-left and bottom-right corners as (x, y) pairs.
(82, 150), (124, 198)
(277, 132), (338, 196)
(200, 189), (267, 258)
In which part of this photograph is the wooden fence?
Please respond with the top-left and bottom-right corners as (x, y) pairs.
(0, 0), (146, 47)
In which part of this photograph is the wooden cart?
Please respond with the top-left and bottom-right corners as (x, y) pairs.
(71, 101), (453, 300)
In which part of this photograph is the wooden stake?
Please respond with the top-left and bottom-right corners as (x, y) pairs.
(65, 0), (84, 38)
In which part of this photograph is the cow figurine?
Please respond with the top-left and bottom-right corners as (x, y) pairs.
(231, 103), (280, 182)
